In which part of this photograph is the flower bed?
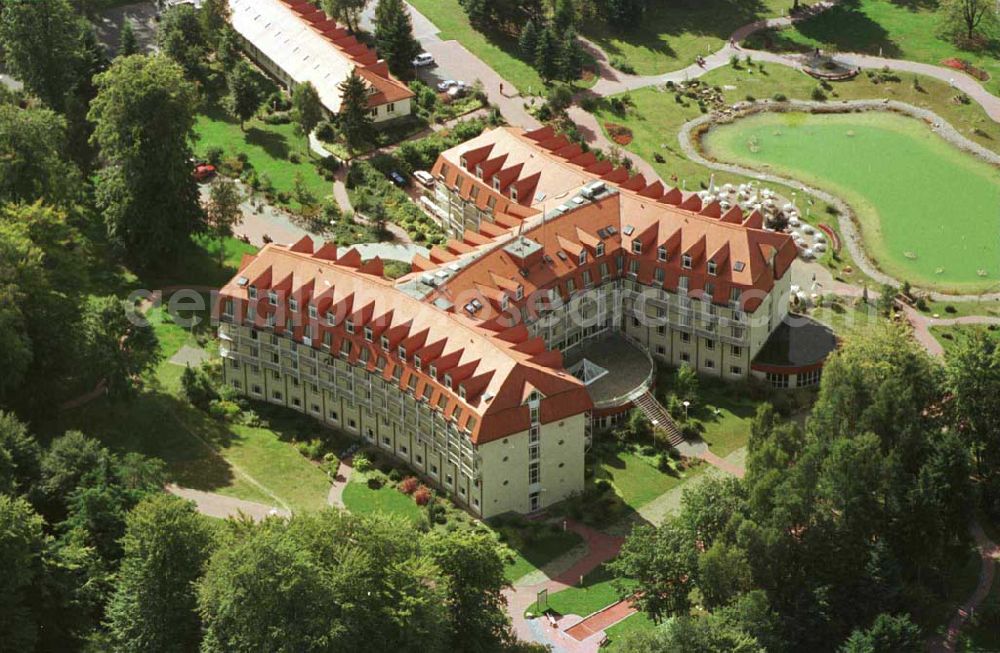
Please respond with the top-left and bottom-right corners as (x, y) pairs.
(818, 223), (841, 252)
(604, 122), (634, 146)
(941, 58), (990, 82)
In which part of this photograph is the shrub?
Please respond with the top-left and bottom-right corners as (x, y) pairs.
(427, 500), (447, 524)
(610, 56), (636, 74)
(945, 305), (957, 314)
(414, 485), (432, 505)
(296, 439), (324, 460)
(772, 93), (788, 102)
(205, 146), (224, 166)
(208, 399), (241, 422)
(388, 468), (404, 483)
(745, 94), (756, 102)
(289, 152), (301, 164)
(811, 87), (827, 101)
(399, 476), (420, 494)
(181, 365), (218, 409)
(367, 476), (384, 490)
(353, 453), (372, 473)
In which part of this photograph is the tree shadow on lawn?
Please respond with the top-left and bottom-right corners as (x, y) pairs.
(245, 126), (292, 162)
(793, 4), (902, 58)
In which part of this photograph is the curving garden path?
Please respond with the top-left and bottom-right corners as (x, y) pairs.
(930, 522), (1000, 652)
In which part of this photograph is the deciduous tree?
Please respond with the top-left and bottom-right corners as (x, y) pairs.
(292, 81), (324, 148)
(226, 60), (265, 129)
(79, 296), (161, 400)
(206, 179), (244, 265)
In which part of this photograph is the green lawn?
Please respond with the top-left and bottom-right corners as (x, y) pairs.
(690, 380), (757, 458)
(810, 301), (887, 338)
(582, 0), (796, 76)
(341, 471), (424, 524)
(605, 611), (656, 651)
(194, 104), (332, 213)
(919, 298), (1000, 319)
(703, 110), (1000, 293)
(541, 565), (636, 617)
(752, 0), (1000, 97)
(931, 324), (1000, 357)
(594, 448), (692, 511)
(500, 525), (583, 583)
(407, 0), (546, 94)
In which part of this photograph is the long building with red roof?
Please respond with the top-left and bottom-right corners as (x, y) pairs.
(229, 0), (414, 123)
(217, 126), (836, 517)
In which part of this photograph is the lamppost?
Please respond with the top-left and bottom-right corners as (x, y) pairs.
(682, 400), (690, 421)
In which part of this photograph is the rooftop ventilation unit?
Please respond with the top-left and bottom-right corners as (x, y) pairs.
(606, 226), (618, 235)
(580, 181), (607, 199)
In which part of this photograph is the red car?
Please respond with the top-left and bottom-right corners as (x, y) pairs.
(193, 164), (217, 182)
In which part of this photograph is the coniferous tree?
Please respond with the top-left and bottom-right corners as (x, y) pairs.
(519, 19), (539, 60)
(534, 27), (559, 81)
(226, 60), (264, 129)
(374, 0), (422, 78)
(118, 20), (139, 57)
(337, 71), (373, 150)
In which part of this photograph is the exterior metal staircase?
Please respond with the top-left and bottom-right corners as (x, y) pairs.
(634, 391), (685, 448)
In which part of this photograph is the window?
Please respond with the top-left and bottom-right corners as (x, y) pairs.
(766, 372), (790, 389)
(632, 240), (642, 254)
(596, 242), (605, 257)
(529, 462), (540, 485)
(326, 312), (336, 326)
(678, 276), (689, 292)
(292, 397), (301, 407)
(515, 285), (524, 301)
(681, 332), (691, 344)
(731, 345), (742, 357)
(364, 326), (373, 342)
(566, 278), (576, 294)
(656, 345), (666, 355)
(340, 339), (352, 357)
(345, 319), (354, 334)
(397, 345), (406, 361)
(268, 291), (278, 306)
(705, 338), (715, 350)
(248, 285), (258, 300)
(629, 259), (640, 276)
(708, 260), (718, 276)
(382, 436), (391, 446)
(705, 359), (715, 369)
(730, 365), (742, 375)
(387, 102), (395, 113)
(578, 250), (587, 265)
(655, 267), (665, 283)
(322, 331), (333, 350)
(657, 245), (667, 262)
(444, 374), (452, 389)
(381, 335), (390, 350)
(511, 188), (519, 201)
(308, 305), (317, 319)
(680, 352), (691, 363)
(413, 355), (422, 371)
(252, 384), (262, 395)
(446, 474), (453, 486)
(682, 255), (692, 269)
(430, 464), (438, 476)
(223, 300), (234, 318)
(416, 454), (423, 464)
(230, 358), (240, 369)
(582, 270), (593, 287)
(599, 262), (609, 279)
(272, 390), (283, 400)
(289, 298), (298, 312)
(400, 444), (408, 454)
(458, 385), (467, 400)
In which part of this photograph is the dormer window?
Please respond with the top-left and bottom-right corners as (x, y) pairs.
(596, 242), (605, 257)
(492, 176), (500, 191)
(500, 294), (509, 310)
(363, 326), (373, 342)
(429, 364), (437, 378)
(380, 335), (389, 350)
(413, 355), (422, 370)
(475, 164), (483, 179)
(460, 156), (467, 168)
(345, 319), (354, 334)
(248, 285), (258, 300)
(308, 305), (317, 319)
(511, 188), (518, 202)
(326, 312), (335, 326)
(657, 246), (667, 262)
(398, 346), (406, 361)
(268, 291), (278, 306)
(578, 251), (587, 265)
(289, 298), (298, 312)
(632, 240), (642, 254)
(444, 374), (452, 389)
(515, 285), (524, 301)
(459, 385), (466, 400)
(708, 261), (718, 276)
(682, 255), (692, 270)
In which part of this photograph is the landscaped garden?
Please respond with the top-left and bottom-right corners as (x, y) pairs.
(931, 323), (1000, 357)
(747, 0), (1000, 97)
(702, 110), (1000, 293)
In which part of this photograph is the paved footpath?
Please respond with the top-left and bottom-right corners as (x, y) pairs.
(326, 457), (354, 508)
(166, 484), (290, 522)
(930, 522), (1000, 652)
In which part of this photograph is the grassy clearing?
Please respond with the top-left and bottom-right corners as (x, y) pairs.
(931, 324), (1000, 357)
(341, 470), (424, 524)
(919, 298), (1000, 319)
(604, 611), (656, 651)
(594, 448), (694, 511)
(193, 102), (332, 213)
(541, 565), (636, 617)
(703, 111), (1000, 293)
(751, 0), (1000, 97)
(810, 300), (887, 338)
(583, 0), (796, 76)
(501, 525), (583, 583)
(407, 0), (546, 94)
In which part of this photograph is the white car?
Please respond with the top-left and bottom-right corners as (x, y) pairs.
(437, 80), (458, 92)
(412, 53), (435, 67)
(413, 170), (435, 187)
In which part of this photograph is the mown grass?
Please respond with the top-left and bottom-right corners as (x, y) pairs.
(931, 324), (1000, 357)
(541, 565), (636, 617)
(582, 0), (797, 76)
(501, 526), (583, 583)
(594, 448), (691, 511)
(341, 470), (424, 524)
